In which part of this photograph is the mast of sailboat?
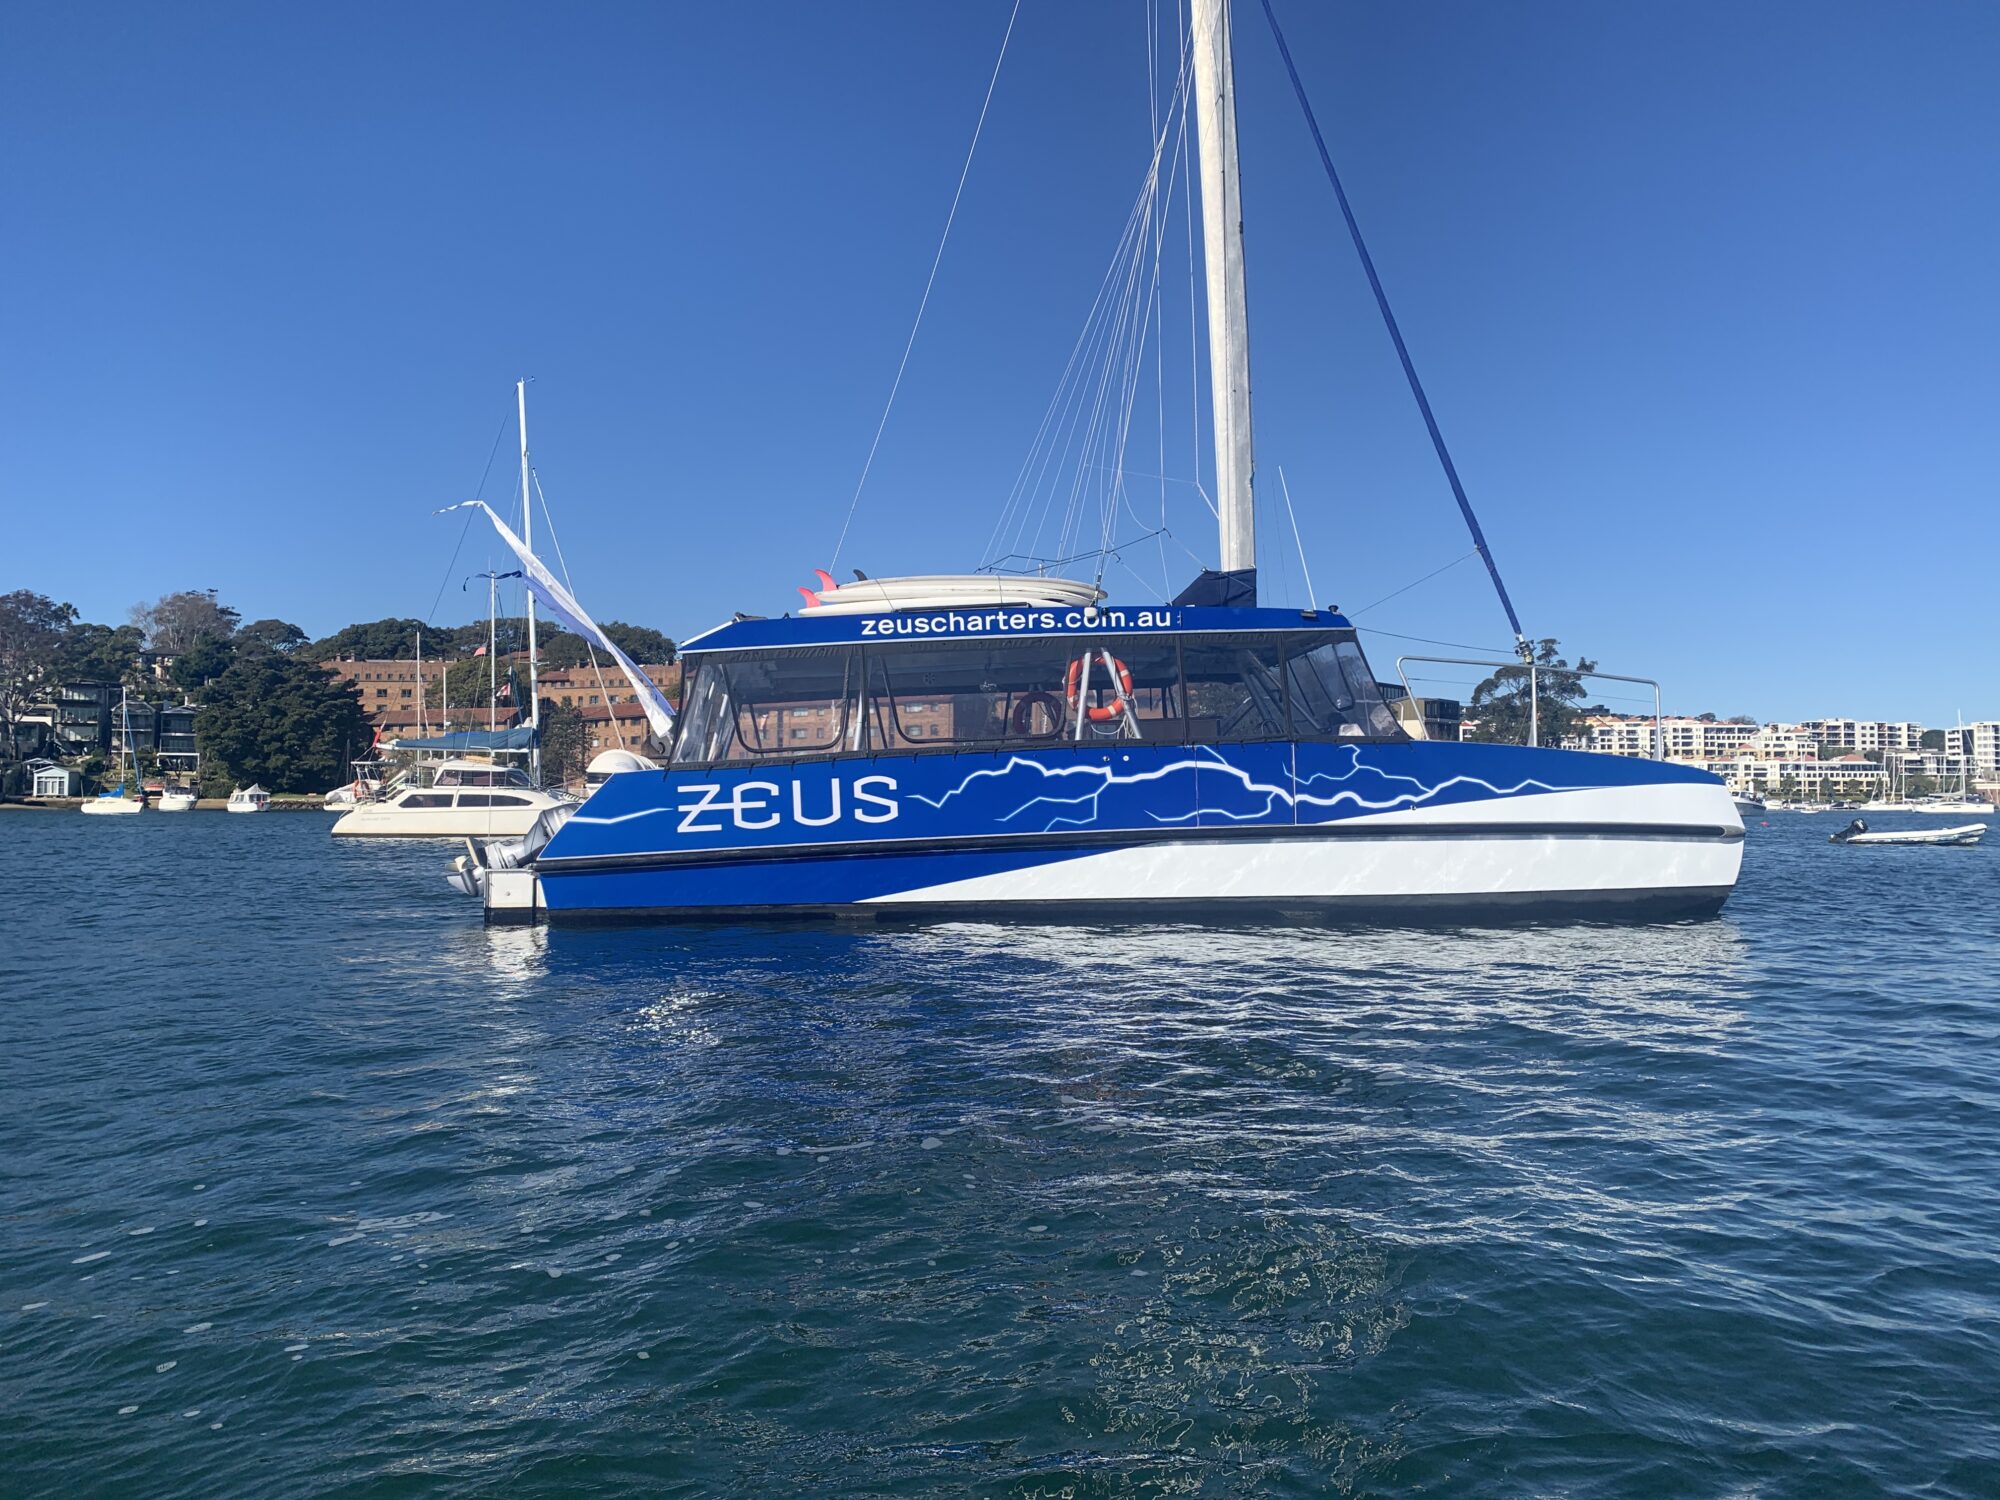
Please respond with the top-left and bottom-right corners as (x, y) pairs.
(517, 379), (540, 785)
(1191, 0), (1256, 581)
(485, 564), (499, 733)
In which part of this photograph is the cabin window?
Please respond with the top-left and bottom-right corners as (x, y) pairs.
(402, 793), (453, 808)
(1181, 636), (1290, 741)
(672, 647), (856, 763)
(1281, 630), (1405, 741)
(861, 640), (1076, 749)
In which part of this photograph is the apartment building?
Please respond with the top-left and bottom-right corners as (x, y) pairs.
(1798, 719), (1926, 755)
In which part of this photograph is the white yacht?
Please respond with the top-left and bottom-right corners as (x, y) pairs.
(330, 759), (569, 838)
(157, 785), (198, 812)
(227, 784), (271, 813)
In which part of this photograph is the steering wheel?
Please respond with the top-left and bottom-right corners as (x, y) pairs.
(1010, 690), (1065, 737)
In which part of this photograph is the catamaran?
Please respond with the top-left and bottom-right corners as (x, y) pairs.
(445, 0), (1742, 924)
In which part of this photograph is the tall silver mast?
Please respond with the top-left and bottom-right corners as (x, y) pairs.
(1191, 0), (1256, 576)
(517, 380), (540, 784)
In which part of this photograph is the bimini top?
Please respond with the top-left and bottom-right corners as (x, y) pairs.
(682, 601), (1355, 655)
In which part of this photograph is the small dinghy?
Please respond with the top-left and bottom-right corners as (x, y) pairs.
(1830, 818), (1986, 847)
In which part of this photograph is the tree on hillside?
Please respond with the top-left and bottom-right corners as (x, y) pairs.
(1466, 640), (1598, 747)
(132, 590), (239, 654)
(0, 590), (77, 748)
(50, 621), (147, 688)
(170, 636), (237, 692)
(238, 618), (307, 654)
(1920, 728), (1946, 751)
(308, 617), (429, 662)
(537, 699), (590, 786)
(539, 622), (675, 669)
(194, 646), (367, 794)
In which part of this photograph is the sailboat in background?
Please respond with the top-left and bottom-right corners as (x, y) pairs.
(78, 688), (143, 816)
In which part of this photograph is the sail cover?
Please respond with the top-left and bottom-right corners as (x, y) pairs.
(436, 500), (677, 741)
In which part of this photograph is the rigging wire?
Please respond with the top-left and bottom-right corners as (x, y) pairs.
(830, 0), (1023, 570)
(427, 410), (512, 626)
(1256, 0), (1531, 657)
(1349, 549), (1478, 618)
(1277, 466), (1316, 607)
(530, 469), (618, 724)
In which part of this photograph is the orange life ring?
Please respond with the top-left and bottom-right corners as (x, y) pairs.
(1065, 653), (1134, 723)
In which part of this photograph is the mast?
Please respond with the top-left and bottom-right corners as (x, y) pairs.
(1191, 0), (1256, 578)
(416, 626), (425, 738)
(518, 379), (540, 783)
(487, 566), (499, 733)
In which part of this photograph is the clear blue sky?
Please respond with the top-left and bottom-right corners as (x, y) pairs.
(5, 2), (1995, 723)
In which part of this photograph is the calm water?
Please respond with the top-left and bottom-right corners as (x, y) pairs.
(3, 810), (1997, 1497)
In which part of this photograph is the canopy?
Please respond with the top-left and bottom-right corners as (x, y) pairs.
(388, 727), (537, 754)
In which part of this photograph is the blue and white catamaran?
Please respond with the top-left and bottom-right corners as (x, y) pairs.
(449, 0), (1742, 924)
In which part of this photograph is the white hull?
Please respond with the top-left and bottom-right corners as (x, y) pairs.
(1910, 801), (1997, 815)
(332, 802), (556, 838)
(1834, 823), (1985, 846)
(862, 828), (1743, 911)
(157, 794), (197, 812)
(79, 798), (141, 816)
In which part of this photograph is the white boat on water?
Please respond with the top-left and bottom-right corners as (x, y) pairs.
(1731, 791), (1766, 814)
(330, 757), (569, 838)
(227, 784), (271, 813)
(80, 689), (143, 816)
(157, 786), (198, 812)
(1830, 818), (1986, 847)
(79, 790), (142, 816)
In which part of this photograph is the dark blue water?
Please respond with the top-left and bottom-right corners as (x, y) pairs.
(4, 810), (1997, 1497)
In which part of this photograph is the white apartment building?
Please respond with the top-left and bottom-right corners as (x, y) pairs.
(1799, 719), (1926, 755)
(1954, 722), (2000, 774)
(1714, 754), (1884, 796)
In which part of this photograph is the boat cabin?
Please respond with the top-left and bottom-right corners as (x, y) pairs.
(669, 604), (1406, 767)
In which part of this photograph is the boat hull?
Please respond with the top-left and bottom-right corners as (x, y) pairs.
(79, 799), (142, 816)
(530, 741), (1743, 925)
(332, 804), (555, 838)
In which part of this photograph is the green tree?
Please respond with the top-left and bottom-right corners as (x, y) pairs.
(194, 646), (368, 793)
(537, 699), (590, 785)
(539, 622), (675, 669)
(308, 617), (429, 661)
(0, 590), (77, 749)
(170, 636), (237, 692)
(1466, 640), (1598, 747)
(1919, 728), (1946, 751)
(237, 618), (307, 654)
(50, 621), (146, 688)
(132, 590), (239, 654)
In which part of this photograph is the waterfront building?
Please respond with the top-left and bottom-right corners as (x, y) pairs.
(1955, 721), (2000, 775)
(1798, 719), (1927, 755)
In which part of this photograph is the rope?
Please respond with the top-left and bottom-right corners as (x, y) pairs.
(831, 0), (1022, 568)
(1256, 0), (1530, 654)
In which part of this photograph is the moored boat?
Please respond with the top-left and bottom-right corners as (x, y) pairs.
(443, 0), (1745, 927)
(227, 784), (271, 813)
(1830, 818), (1985, 847)
(157, 785), (198, 812)
(330, 758), (568, 838)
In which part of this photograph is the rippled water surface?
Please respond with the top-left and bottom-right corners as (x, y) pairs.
(4, 810), (1998, 1496)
